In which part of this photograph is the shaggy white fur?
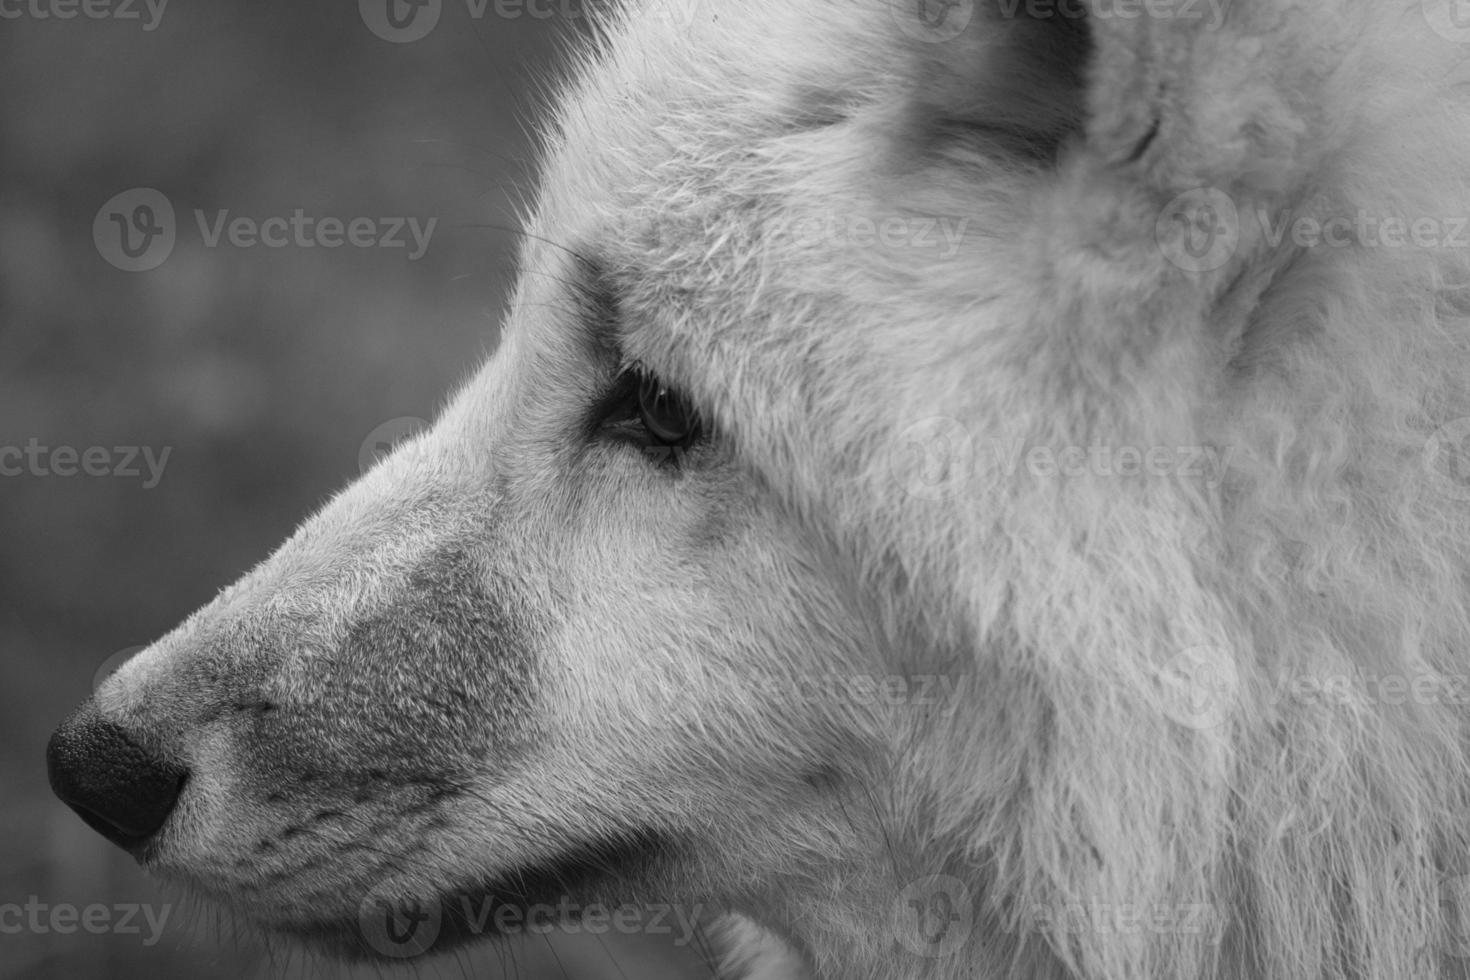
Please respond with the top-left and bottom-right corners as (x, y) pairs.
(527, 1), (1470, 977)
(60, 3), (1470, 979)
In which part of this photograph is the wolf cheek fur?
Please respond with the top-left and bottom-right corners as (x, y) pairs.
(47, 1), (1470, 979)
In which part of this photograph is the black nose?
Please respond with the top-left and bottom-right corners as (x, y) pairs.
(46, 702), (186, 852)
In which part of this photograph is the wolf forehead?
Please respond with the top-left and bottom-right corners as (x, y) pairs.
(536, 2), (1080, 218)
(508, 9), (952, 428)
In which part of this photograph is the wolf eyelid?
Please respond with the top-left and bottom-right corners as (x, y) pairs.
(568, 257), (704, 455)
(589, 363), (705, 466)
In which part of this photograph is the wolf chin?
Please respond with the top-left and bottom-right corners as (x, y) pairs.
(45, 1), (1470, 978)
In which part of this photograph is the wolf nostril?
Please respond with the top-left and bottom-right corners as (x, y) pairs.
(45, 703), (187, 853)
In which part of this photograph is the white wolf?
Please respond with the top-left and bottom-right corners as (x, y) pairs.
(46, 1), (1470, 978)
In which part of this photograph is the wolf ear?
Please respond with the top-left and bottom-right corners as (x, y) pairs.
(896, 9), (1093, 162)
(898, 2), (1314, 196)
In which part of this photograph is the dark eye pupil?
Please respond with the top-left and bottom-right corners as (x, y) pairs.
(637, 370), (700, 446)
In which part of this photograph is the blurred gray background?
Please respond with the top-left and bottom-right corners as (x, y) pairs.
(0, 2), (708, 977)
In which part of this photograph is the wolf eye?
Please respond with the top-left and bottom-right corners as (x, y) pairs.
(636, 369), (702, 448)
(594, 364), (705, 463)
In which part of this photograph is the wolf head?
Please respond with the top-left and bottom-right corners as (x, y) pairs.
(47, 2), (1470, 978)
